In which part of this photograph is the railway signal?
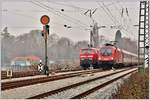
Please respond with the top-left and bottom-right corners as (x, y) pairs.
(38, 63), (44, 72)
(40, 15), (50, 76)
(40, 15), (50, 25)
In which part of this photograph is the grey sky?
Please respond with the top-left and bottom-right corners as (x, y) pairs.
(1, 0), (140, 42)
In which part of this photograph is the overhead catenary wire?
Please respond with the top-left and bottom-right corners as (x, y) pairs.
(2, 10), (36, 19)
(2, 9), (82, 13)
(2, 9), (68, 29)
(3, 0), (138, 39)
(102, 2), (120, 25)
(102, 1), (132, 35)
(96, 1), (116, 25)
(30, 0), (90, 29)
(111, 1), (122, 25)
(2, 0), (90, 32)
(106, 1), (128, 29)
(46, 0), (88, 11)
(111, 2), (129, 30)
(117, 1), (137, 37)
(113, 2), (135, 38)
(46, 0), (101, 22)
(46, 0), (94, 25)
(96, 1), (136, 38)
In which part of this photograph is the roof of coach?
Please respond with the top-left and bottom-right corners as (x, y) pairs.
(100, 45), (116, 49)
(122, 50), (138, 57)
(80, 47), (98, 50)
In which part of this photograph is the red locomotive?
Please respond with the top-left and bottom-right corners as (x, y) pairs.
(80, 48), (99, 69)
(80, 43), (139, 70)
(98, 43), (138, 69)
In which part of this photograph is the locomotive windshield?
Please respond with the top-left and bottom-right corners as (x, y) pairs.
(100, 48), (112, 56)
(81, 49), (95, 54)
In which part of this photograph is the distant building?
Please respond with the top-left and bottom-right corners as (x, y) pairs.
(11, 55), (41, 67)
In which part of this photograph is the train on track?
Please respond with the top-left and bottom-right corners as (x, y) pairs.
(80, 48), (99, 69)
(80, 43), (141, 69)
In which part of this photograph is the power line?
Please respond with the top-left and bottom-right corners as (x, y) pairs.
(46, 1), (94, 19)
(2, 3), (88, 31)
(97, 1), (136, 38)
(111, 2), (128, 27)
(46, 0), (87, 11)
(96, 2), (116, 25)
(2, 9), (81, 13)
(111, 2), (122, 25)
(101, 2), (121, 25)
(2, 10), (36, 19)
(30, 0), (89, 29)
(116, 1), (137, 37)
(102, 2), (120, 25)
(112, 2), (135, 38)
(2, 9), (76, 30)
(106, 2), (136, 38)
(46, 0), (93, 25)
(102, 2), (133, 37)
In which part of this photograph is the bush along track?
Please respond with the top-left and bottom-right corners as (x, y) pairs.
(112, 68), (149, 99)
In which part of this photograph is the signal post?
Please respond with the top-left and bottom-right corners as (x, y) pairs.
(40, 15), (50, 76)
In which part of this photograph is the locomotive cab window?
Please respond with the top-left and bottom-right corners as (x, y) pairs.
(100, 48), (112, 56)
(81, 49), (95, 54)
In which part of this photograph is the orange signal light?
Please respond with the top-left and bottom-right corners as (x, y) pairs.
(40, 15), (50, 25)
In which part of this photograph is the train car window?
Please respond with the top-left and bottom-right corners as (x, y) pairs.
(81, 49), (94, 54)
(100, 48), (112, 56)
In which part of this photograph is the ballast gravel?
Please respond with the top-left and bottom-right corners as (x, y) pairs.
(1, 70), (85, 83)
(1, 68), (135, 99)
(2, 69), (118, 99)
(46, 68), (136, 99)
(84, 74), (132, 99)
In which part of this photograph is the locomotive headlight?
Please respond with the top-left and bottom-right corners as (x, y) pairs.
(88, 55), (93, 57)
(81, 58), (84, 60)
(111, 57), (114, 60)
(98, 57), (101, 60)
(89, 58), (92, 60)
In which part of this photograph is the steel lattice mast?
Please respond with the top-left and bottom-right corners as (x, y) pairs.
(138, 1), (149, 67)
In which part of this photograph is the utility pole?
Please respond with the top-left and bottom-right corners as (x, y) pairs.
(84, 9), (106, 47)
(84, 9), (99, 47)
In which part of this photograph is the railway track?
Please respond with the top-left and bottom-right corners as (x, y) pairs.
(1, 70), (41, 79)
(28, 67), (137, 99)
(71, 69), (136, 99)
(1, 69), (101, 91)
(1, 69), (81, 80)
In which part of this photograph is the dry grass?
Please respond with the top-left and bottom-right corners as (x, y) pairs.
(29, 62), (81, 71)
(112, 68), (149, 99)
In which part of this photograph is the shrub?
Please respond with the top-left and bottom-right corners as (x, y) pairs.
(112, 68), (149, 99)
